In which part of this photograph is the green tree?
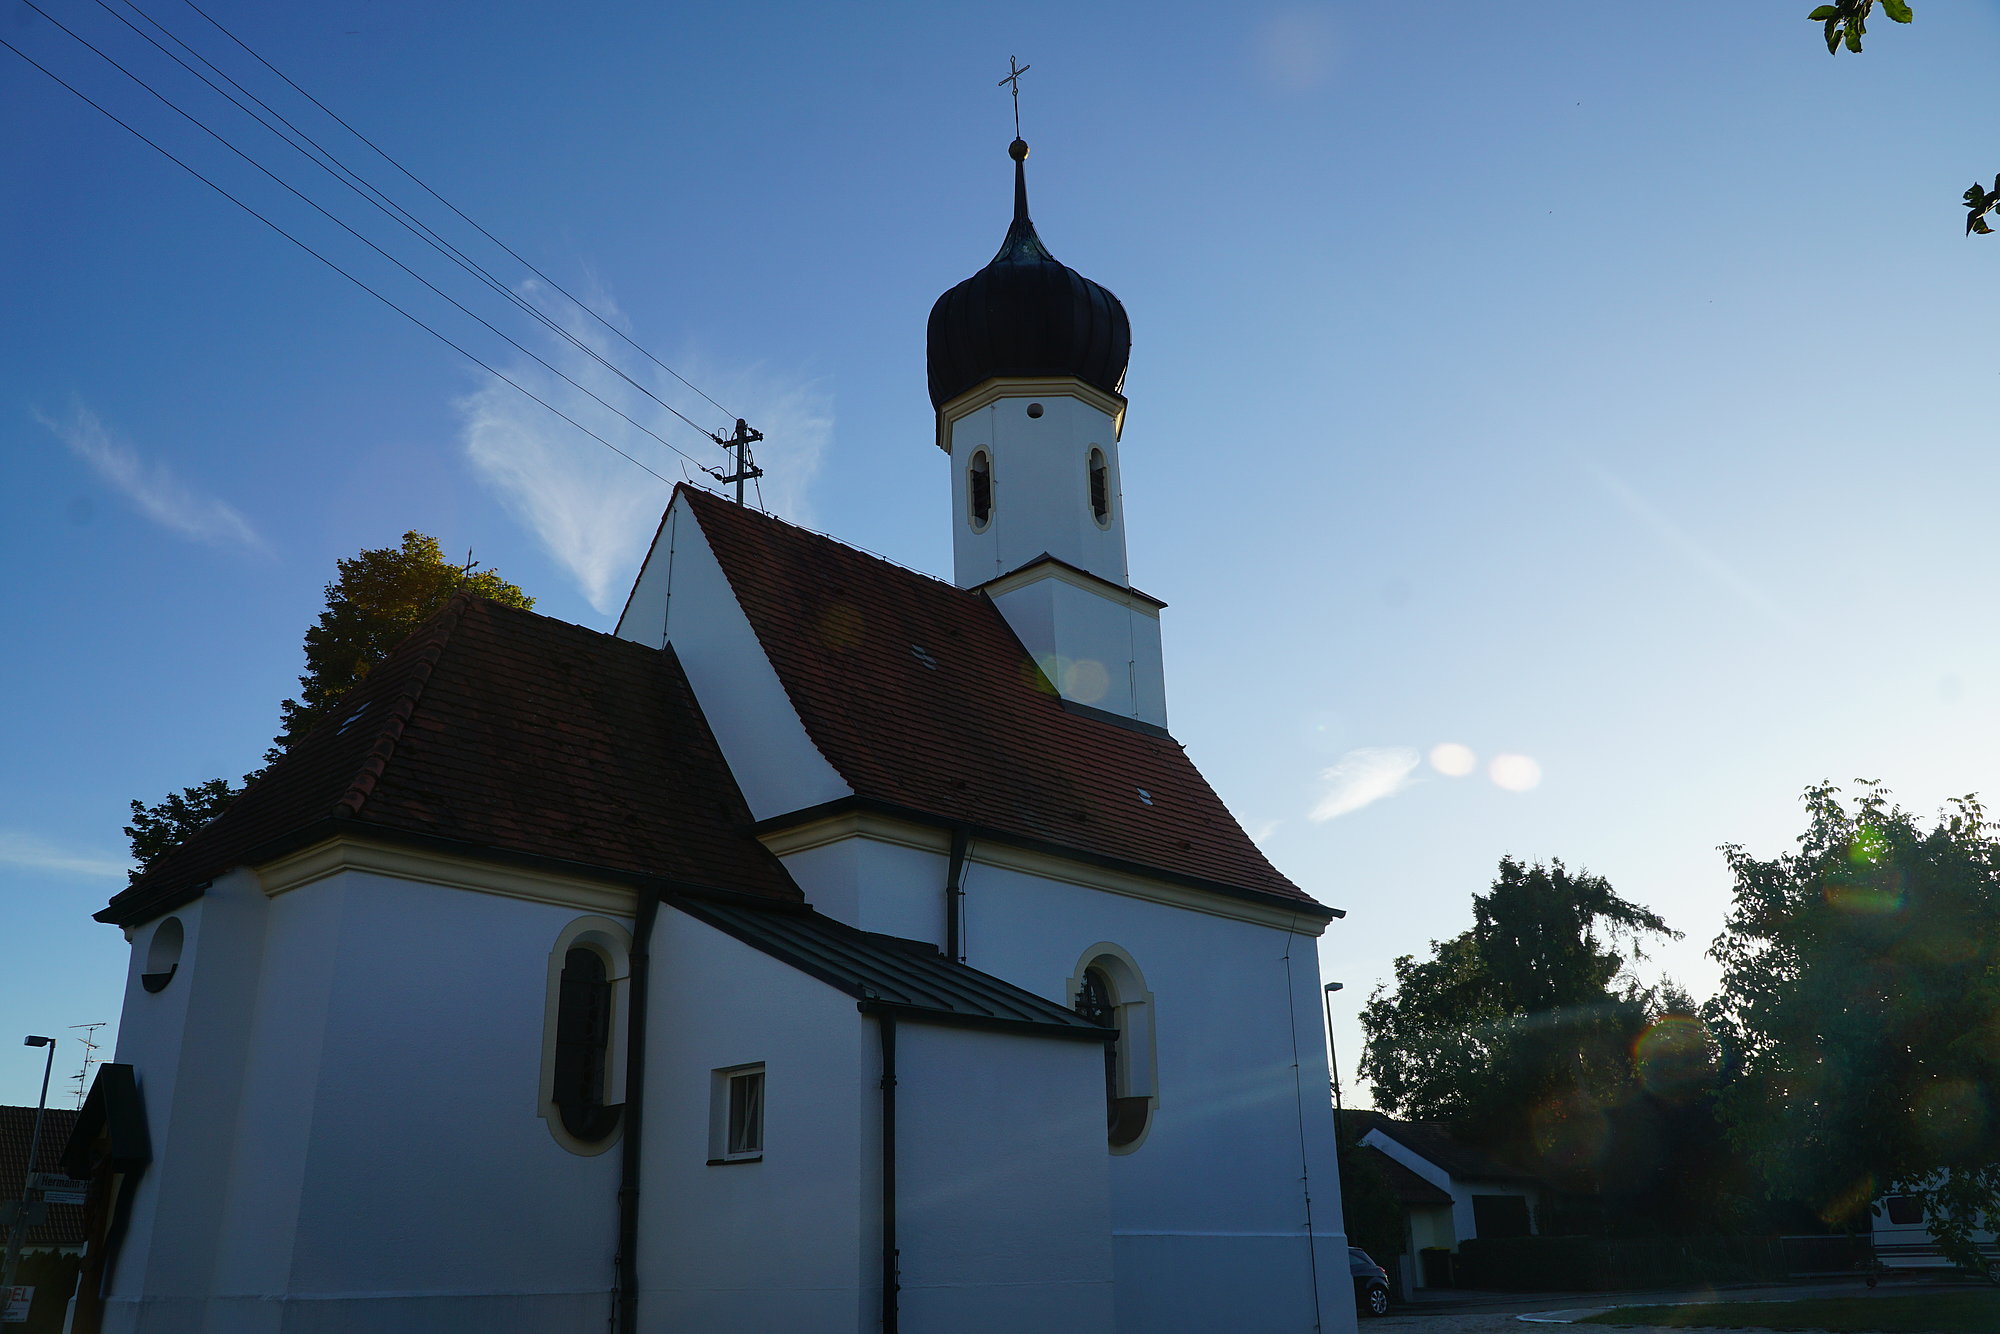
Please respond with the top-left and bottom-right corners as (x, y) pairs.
(1802, 3), (2000, 234)
(274, 532), (533, 750)
(1359, 858), (1681, 1191)
(123, 778), (241, 879)
(1708, 780), (2000, 1270)
(124, 533), (532, 879)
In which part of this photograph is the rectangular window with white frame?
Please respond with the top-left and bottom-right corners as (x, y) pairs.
(708, 1063), (764, 1164)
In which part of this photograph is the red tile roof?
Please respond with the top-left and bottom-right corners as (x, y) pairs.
(100, 598), (799, 927)
(681, 487), (1326, 913)
(0, 1105), (85, 1246)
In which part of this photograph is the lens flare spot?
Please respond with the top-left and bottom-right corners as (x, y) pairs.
(1633, 1016), (1713, 1098)
(1818, 1174), (1877, 1228)
(1490, 754), (1542, 792)
(1848, 826), (1888, 866)
(1062, 658), (1111, 704)
(1430, 742), (1476, 777)
(817, 601), (864, 651)
(1822, 880), (1905, 915)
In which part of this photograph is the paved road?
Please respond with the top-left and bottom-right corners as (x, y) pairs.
(1370, 1273), (1977, 1330)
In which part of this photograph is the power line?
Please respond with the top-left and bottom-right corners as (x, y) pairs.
(15, 1), (719, 475)
(93, 0), (733, 445)
(0, 35), (683, 488)
(174, 0), (740, 424)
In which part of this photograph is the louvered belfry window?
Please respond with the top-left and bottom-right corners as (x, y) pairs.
(1088, 448), (1110, 524)
(969, 450), (993, 529)
(553, 946), (620, 1141)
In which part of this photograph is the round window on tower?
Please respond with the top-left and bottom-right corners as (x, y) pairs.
(969, 449), (993, 532)
(1088, 448), (1111, 528)
(142, 916), (184, 993)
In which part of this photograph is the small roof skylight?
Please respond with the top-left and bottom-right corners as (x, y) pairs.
(1136, 788), (1154, 806)
(911, 645), (939, 670)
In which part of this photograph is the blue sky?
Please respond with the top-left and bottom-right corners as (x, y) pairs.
(5, 0), (1999, 1108)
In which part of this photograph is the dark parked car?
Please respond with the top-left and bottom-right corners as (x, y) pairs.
(1350, 1247), (1390, 1317)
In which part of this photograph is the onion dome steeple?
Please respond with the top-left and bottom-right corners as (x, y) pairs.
(925, 139), (1131, 410)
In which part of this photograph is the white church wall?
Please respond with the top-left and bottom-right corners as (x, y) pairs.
(947, 388), (1127, 589)
(102, 869), (271, 1328)
(271, 871), (624, 1321)
(107, 862), (636, 1332)
(894, 1022), (1116, 1333)
(760, 823), (1352, 1333)
(986, 574), (1166, 726)
(613, 496), (851, 820)
(769, 830), (947, 944)
(953, 856), (1354, 1334)
(641, 910), (872, 1333)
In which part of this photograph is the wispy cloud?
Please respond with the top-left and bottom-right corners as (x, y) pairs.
(36, 404), (266, 552)
(0, 831), (128, 879)
(457, 284), (830, 614)
(1310, 746), (1422, 821)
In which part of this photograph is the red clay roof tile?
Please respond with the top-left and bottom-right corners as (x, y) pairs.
(681, 487), (1325, 912)
(99, 597), (799, 926)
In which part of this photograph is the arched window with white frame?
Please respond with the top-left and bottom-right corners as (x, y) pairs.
(541, 917), (633, 1154)
(1071, 944), (1156, 1152)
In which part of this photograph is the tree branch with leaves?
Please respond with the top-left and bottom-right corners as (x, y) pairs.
(123, 533), (532, 880)
(1804, 3), (2000, 235)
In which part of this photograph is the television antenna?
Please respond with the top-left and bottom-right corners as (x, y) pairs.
(68, 1022), (107, 1109)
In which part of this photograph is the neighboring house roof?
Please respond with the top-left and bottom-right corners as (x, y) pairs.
(1360, 1144), (1454, 1208)
(672, 897), (1113, 1042)
(682, 488), (1327, 914)
(1360, 1114), (1541, 1186)
(101, 598), (800, 927)
(0, 1105), (86, 1247)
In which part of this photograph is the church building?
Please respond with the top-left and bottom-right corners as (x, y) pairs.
(77, 137), (1355, 1334)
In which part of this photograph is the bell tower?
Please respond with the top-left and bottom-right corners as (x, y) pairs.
(926, 140), (1167, 730)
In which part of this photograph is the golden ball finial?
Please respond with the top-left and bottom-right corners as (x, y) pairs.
(1009, 138), (1029, 162)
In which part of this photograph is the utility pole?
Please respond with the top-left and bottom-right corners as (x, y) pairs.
(707, 418), (764, 506)
(1, 1036), (58, 1292)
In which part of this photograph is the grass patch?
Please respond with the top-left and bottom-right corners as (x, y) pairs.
(1579, 1290), (2000, 1332)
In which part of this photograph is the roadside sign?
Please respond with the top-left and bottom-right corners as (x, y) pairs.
(2, 1286), (31, 1324)
(28, 1173), (88, 1205)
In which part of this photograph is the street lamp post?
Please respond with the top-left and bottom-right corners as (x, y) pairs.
(1, 1036), (58, 1293)
(1322, 982), (1344, 1123)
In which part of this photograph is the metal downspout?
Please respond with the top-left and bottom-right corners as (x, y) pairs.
(879, 1011), (900, 1333)
(944, 826), (970, 962)
(617, 889), (661, 1334)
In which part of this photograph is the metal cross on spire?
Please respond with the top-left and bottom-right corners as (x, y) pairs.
(998, 55), (1031, 138)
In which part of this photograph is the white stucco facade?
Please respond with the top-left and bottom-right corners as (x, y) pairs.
(104, 859), (633, 1333)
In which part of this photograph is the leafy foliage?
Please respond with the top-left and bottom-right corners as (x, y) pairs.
(1802, 3), (1993, 238)
(1708, 781), (2000, 1269)
(274, 532), (533, 752)
(1808, 1), (1912, 56)
(124, 533), (532, 878)
(1359, 858), (1693, 1205)
(1965, 177), (2000, 236)
(123, 778), (240, 884)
